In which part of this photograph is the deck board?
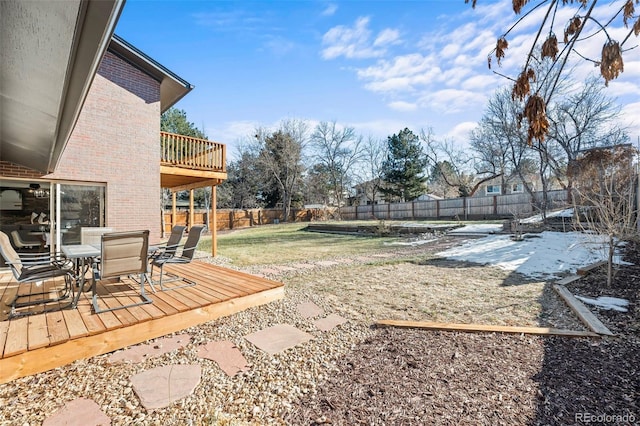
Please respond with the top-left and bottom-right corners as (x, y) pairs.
(27, 314), (49, 350)
(0, 261), (284, 384)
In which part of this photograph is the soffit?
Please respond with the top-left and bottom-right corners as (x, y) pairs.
(0, 0), (124, 173)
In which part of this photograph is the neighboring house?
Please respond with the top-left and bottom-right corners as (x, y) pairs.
(0, 2), (226, 257)
(473, 174), (536, 197)
(416, 193), (443, 202)
(353, 179), (385, 205)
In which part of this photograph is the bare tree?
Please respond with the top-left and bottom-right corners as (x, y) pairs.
(468, 0), (639, 144)
(548, 76), (630, 191)
(420, 129), (477, 196)
(570, 144), (638, 287)
(353, 135), (388, 216)
(310, 121), (363, 215)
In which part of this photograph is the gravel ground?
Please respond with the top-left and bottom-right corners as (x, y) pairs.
(0, 233), (637, 425)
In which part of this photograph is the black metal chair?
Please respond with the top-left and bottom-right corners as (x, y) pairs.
(0, 231), (75, 318)
(149, 225), (204, 291)
(91, 230), (153, 314)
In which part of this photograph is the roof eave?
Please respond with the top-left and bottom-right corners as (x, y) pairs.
(109, 34), (194, 113)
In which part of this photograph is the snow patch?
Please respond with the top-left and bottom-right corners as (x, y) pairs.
(436, 231), (623, 279)
(575, 296), (629, 312)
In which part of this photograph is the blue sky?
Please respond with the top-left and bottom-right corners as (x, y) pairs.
(116, 1), (639, 156)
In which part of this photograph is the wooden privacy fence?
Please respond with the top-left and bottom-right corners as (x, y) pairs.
(164, 190), (571, 233)
(341, 189), (571, 221)
(163, 207), (332, 233)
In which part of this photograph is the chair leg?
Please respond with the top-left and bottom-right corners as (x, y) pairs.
(92, 272), (153, 314)
(148, 262), (196, 291)
(9, 275), (76, 318)
(11, 276), (73, 308)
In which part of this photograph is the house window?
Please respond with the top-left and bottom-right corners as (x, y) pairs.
(511, 183), (524, 193)
(485, 185), (501, 195)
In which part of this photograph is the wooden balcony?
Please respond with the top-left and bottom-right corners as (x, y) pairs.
(0, 262), (284, 384)
(160, 131), (227, 191)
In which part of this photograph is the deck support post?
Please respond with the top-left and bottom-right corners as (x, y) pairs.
(172, 192), (177, 230)
(211, 185), (217, 257)
(189, 189), (194, 231)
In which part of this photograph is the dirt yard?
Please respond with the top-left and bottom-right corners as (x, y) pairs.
(281, 236), (640, 425)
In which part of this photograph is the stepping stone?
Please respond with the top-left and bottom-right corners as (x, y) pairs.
(197, 340), (249, 377)
(297, 302), (324, 319)
(43, 398), (110, 426)
(245, 324), (313, 355)
(314, 314), (348, 332)
(131, 364), (201, 410)
(108, 334), (191, 364)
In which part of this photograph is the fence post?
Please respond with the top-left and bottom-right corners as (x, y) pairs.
(463, 197), (467, 220)
(493, 195), (498, 216)
(387, 203), (391, 220)
(411, 201), (415, 219)
(436, 199), (440, 218)
(229, 210), (234, 230)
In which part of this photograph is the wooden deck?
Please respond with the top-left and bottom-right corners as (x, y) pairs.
(0, 261), (284, 384)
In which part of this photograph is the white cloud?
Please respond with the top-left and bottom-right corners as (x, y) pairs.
(388, 101), (418, 112)
(357, 54), (440, 93)
(461, 74), (498, 91)
(321, 17), (400, 60)
(620, 102), (640, 139)
(321, 3), (338, 17)
(374, 28), (401, 47)
(445, 121), (477, 144)
(420, 89), (487, 114)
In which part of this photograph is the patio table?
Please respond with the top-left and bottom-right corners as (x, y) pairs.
(61, 243), (160, 308)
(61, 244), (100, 308)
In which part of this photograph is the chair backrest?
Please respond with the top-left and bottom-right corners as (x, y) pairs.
(10, 230), (37, 249)
(81, 227), (114, 246)
(164, 225), (186, 256)
(100, 230), (149, 279)
(0, 231), (23, 278)
(181, 226), (205, 261)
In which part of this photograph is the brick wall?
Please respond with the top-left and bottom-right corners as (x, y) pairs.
(46, 51), (162, 242)
(0, 162), (43, 179)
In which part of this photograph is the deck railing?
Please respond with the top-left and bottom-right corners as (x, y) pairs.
(160, 131), (226, 172)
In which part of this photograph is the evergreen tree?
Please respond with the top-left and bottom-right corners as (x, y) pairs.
(161, 107), (206, 139)
(381, 128), (428, 202)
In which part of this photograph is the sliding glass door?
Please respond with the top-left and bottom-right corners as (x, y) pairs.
(53, 184), (106, 247)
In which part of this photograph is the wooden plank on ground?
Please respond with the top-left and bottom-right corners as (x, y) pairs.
(375, 319), (600, 338)
(556, 275), (581, 285)
(553, 284), (614, 336)
(577, 261), (607, 276)
(27, 314), (50, 350)
(4, 317), (29, 357)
